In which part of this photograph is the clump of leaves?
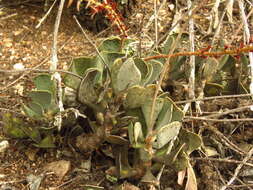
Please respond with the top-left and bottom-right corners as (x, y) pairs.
(63, 36), (202, 184)
(2, 74), (59, 148)
(22, 74), (59, 120)
(3, 36), (202, 188)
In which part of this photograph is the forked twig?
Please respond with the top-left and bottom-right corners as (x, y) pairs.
(221, 147), (253, 190)
(73, 15), (109, 70)
(36, 0), (57, 28)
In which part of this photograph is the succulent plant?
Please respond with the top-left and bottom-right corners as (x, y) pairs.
(63, 36), (202, 180)
(3, 35), (202, 183)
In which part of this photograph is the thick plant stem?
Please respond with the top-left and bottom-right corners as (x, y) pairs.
(238, 0), (253, 111)
(50, 0), (65, 130)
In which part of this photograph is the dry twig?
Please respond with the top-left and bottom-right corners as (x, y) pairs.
(221, 147), (253, 190)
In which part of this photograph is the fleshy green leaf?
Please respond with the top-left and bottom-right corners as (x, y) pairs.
(202, 57), (219, 81)
(111, 58), (141, 93)
(34, 135), (55, 148)
(77, 69), (102, 110)
(34, 74), (55, 94)
(217, 54), (230, 70)
(22, 127), (41, 143)
(23, 102), (43, 118)
(134, 58), (149, 84)
(98, 36), (121, 52)
(161, 34), (176, 54)
(29, 90), (52, 110)
(179, 129), (202, 155)
(155, 98), (173, 130)
(141, 98), (164, 131)
(126, 108), (147, 135)
(100, 51), (125, 68)
(128, 122), (144, 148)
(2, 113), (28, 139)
(153, 121), (181, 149)
(145, 60), (163, 84)
(124, 85), (156, 109)
(64, 56), (97, 90)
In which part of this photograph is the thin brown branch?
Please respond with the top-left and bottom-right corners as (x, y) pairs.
(204, 125), (247, 155)
(204, 105), (252, 118)
(144, 45), (253, 62)
(176, 93), (253, 104)
(192, 157), (253, 168)
(0, 68), (83, 79)
(184, 116), (253, 122)
(221, 147), (253, 190)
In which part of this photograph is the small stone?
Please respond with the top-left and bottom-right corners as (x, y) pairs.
(0, 140), (9, 153)
(13, 63), (25, 70)
(0, 174), (6, 179)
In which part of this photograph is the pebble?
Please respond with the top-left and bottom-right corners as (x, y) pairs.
(0, 140), (9, 153)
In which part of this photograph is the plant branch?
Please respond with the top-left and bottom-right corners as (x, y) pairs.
(50, 0), (66, 131)
(176, 93), (253, 104)
(144, 45), (253, 62)
(221, 147), (253, 190)
(0, 68), (83, 79)
(184, 116), (253, 122)
(238, 0), (253, 111)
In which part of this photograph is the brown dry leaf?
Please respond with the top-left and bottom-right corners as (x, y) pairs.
(44, 160), (71, 179)
(121, 182), (140, 190)
(185, 162), (197, 190)
(177, 169), (186, 186)
(13, 29), (24, 36)
(76, 0), (81, 12)
(25, 147), (39, 161)
(67, 0), (74, 8)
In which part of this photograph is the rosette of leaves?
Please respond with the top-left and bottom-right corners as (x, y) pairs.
(2, 74), (58, 148)
(64, 36), (202, 181)
(160, 34), (251, 96)
(123, 85), (202, 182)
(2, 113), (56, 148)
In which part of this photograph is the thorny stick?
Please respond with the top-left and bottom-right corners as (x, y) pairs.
(202, 105), (252, 118)
(144, 45), (253, 62)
